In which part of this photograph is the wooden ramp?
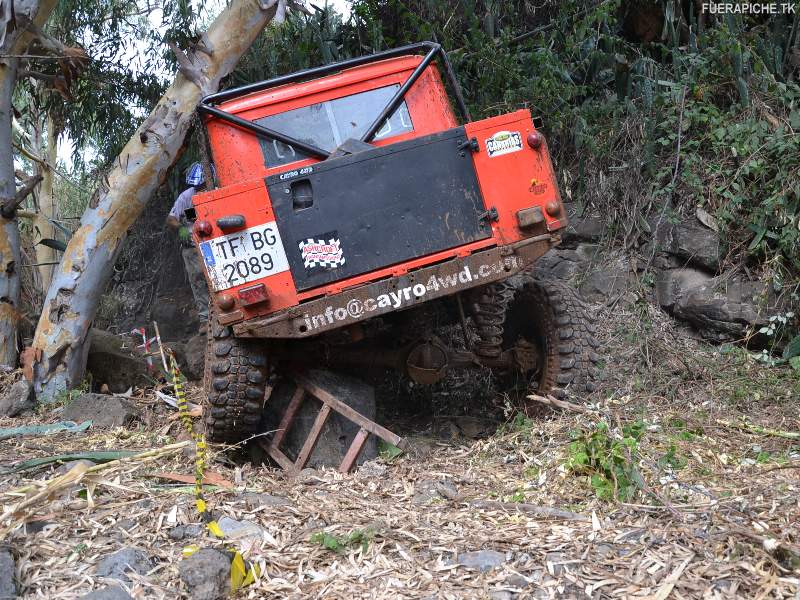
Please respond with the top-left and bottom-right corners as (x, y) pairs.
(258, 372), (408, 474)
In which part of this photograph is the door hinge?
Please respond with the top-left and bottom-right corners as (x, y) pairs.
(458, 137), (479, 155)
(479, 207), (499, 223)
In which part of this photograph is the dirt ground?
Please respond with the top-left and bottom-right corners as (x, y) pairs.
(1, 297), (798, 599)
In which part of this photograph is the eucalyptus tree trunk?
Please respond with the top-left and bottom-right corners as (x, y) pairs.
(32, 0), (294, 400)
(0, 0), (58, 368)
(32, 115), (59, 289)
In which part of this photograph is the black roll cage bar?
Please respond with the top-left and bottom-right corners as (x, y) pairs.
(197, 42), (470, 160)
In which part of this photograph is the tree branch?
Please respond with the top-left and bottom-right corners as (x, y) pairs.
(167, 41), (204, 88)
(1, 174), (43, 218)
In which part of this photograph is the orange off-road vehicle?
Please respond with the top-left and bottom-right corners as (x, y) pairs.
(192, 43), (598, 443)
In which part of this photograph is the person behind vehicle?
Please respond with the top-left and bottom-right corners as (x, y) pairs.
(166, 162), (209, 323)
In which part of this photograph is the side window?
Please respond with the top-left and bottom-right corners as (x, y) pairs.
(256, 85), (415, 168)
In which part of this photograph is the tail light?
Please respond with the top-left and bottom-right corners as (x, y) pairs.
(527, 131), (544, 149)
(194, 219), (213, 237)
(545, 200), (562, 217)
(238, 283), (269, 306)
(217, 293), (236, 311)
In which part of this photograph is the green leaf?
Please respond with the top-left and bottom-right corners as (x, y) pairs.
(39, 238), (68, 252)
(9, 450), (137, 473)
(783, 335), (800, 360)
(377, 440), (403, 461)
(790, 356), (800, 373)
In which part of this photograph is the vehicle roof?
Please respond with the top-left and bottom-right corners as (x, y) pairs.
(216, 55), (425, 116)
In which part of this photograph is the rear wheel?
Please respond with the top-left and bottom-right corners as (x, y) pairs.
(203, 310), (270, 444)
(501, 276), (599, 401)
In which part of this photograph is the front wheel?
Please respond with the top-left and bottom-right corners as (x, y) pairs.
(501, 276), (600, 401)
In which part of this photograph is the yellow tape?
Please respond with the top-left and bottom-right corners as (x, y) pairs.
(168, 353), (260, 591)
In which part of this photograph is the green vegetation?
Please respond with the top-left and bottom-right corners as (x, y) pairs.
(310, 527), (375, 553)
(566, 421), (646, 502)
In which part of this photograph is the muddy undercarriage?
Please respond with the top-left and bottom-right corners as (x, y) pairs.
(204, 272), (600, 446)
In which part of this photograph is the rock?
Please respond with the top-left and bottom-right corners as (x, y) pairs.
(666, 275), (782, 343)
(562, 203), (605, 244)
(652, 219), (720, 272)
(0, 549), (15, 600)
(24, 519), (53, 534)
(412, 480), (442, 505)
(260, 369), (377, 469)
(504, 574), (531, 589)
(535, 244), (599, 281)
(356, 460), (387, 478)
(86, 329), (152, 394)
(595, 543), (617, 558)
(457, 550), (507, 572)
(0, 379), (33, 417)
(489, 591), (514, 600)
(95, 547), (151, 583)
(242, 493), (291, 509)
(182, 333), (206, 380)
(545, 551), (570, 576)
(79, 586), (134, 600)
(116, 519), (136, 533)
(168, 524), (205, 541)
(216, 517), (263, 541)
(151, 297), (198, 342)
(655, 268), (713, 311)
(62, 394), (140, 428)
(179, 548), (230, 600)
(579, 262), (631, 301)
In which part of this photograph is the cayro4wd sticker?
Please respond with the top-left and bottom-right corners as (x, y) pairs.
(485, 130), (523, 158)
(298, 232), (346, 269)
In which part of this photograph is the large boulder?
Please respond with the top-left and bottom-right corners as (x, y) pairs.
(62, 394), (141, 428)
(181, 333), (206, 381)
(0, 379), (33, 417)
(652, 218), (720, 272)
(657, 271), (783, 343)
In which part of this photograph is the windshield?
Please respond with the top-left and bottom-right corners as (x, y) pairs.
(255, 84), (414, 168)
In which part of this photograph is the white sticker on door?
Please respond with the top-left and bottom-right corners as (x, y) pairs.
(485, 130), (523, 158)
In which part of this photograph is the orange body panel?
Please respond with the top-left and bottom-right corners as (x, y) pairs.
(193, 55), (564, 331)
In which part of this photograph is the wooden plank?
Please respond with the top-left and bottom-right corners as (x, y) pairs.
(271, 386), (305, 450)
(296, 374), (409, 449)
(338, 427), (369, 474)
(257, 438), (297, 474)
(294, 404), (331, 470)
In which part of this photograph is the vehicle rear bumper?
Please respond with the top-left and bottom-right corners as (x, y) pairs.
(233, 234), (558, 339)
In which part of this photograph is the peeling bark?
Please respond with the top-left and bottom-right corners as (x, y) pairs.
(32, 0), (291, 400)
(0, 0), (58, 367)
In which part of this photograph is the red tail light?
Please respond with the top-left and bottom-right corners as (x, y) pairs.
(527, 131), (544, 149)
(217, 293), (236, 311)
(194, 219), (213, 237)
(545, 200), (561, 217)
(238, 283), (269, 306)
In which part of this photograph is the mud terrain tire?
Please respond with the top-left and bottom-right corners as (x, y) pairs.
(504, 275), (600, 400)
(203, 313), (269, 444)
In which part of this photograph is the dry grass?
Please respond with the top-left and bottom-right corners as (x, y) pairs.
(0, 298), (798, 599)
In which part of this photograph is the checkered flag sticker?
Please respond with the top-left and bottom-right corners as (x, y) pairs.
(299, 237), (346, 269)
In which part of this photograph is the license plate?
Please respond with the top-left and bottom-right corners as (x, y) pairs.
(199, 222), (289, 291)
